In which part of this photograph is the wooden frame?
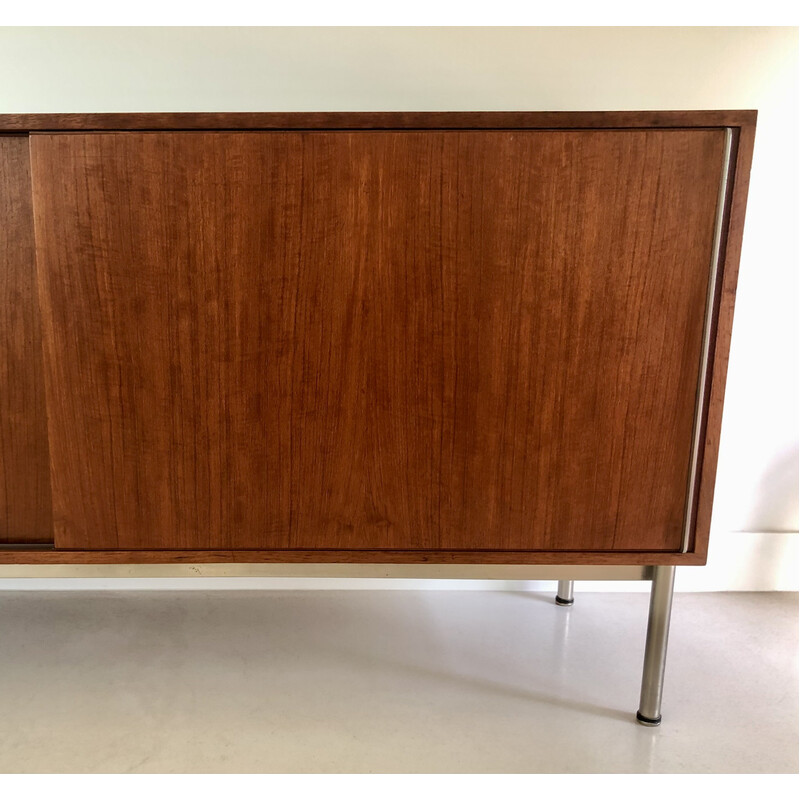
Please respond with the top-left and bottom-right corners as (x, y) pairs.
(0, 110), (756, 131)
(0, 111), (756, 566)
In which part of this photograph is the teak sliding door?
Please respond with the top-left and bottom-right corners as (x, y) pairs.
(29, 129), (727, 552)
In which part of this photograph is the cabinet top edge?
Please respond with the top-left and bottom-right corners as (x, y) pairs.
(0, 110), (757, 132)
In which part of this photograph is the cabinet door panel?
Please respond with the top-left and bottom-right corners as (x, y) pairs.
(0, 136), (53, 544)
(30, 130), (725, 551)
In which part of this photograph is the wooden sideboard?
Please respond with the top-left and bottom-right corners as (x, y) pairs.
(0, 111), (756, 724)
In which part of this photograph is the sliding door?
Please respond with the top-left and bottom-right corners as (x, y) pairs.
(30, 129), (726, 551)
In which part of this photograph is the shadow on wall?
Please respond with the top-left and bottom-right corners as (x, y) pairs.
(745, 443), (799, 532)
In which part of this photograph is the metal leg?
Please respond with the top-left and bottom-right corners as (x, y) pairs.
(555, 580), (574, 606)
(636, 565), (676, 726)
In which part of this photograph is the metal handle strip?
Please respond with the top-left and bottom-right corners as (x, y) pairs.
(681, 127), (735, 554)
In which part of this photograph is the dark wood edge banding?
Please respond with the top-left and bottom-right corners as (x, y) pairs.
(0, 110), (757, 132)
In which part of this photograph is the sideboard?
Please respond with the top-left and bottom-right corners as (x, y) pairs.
(0, 111), (756, 725)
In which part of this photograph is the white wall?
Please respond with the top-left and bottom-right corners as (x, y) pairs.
(0, 26), (796, 591)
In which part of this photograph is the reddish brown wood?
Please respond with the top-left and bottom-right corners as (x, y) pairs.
(0, 110), (757, 133)
(0, 136), (53, 544)
(691, 121), (757, 561)
(0, 548), (705, 566)
(31, 128), (726, 554)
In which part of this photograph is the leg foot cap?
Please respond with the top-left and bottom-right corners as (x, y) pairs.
(555, 596), (574, 606)
(636, 711), (662, 727)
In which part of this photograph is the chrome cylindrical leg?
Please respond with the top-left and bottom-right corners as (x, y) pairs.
(637, 565), (676, 726)
(555, 580), (574, 606)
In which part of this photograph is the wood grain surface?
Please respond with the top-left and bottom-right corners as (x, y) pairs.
(0, 548), (705, 566)
(30, 129), (727, 552)
(0, 110), (756, 132)
(0, 136), (53, 544)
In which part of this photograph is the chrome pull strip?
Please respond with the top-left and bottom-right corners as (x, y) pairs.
(681, 127), (735, 553)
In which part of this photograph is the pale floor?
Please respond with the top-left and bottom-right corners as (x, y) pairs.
(0, 590), (796, 773)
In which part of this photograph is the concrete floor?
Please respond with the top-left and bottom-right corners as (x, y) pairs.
(0, 590), (796, 773)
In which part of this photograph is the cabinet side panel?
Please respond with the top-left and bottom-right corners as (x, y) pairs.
(0, 136), (53, 544)
(691, 123), (757, 561)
